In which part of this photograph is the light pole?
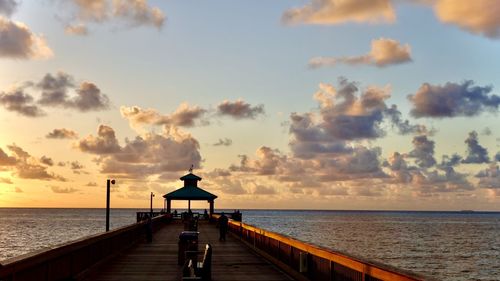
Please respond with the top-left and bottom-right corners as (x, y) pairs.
(150, 192), (155, 218)
(106, 179), (115, 232)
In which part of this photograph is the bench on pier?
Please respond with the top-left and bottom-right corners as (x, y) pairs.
(182, 243), (212, 281)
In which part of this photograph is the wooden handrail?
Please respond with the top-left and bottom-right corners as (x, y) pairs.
(212, 214), (431, 281)
(0, 214), (169, 281)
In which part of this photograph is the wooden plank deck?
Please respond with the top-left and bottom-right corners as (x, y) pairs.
(84, 221), (294, 281)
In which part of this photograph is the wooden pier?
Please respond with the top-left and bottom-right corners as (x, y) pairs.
(83, 220), (293, 281)
(0, 215), (431, 281)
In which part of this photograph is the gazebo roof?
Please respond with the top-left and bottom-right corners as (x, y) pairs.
(163, 172), (217, 200)
(180, 173), (202, 181)
(163, 185), (217, 200)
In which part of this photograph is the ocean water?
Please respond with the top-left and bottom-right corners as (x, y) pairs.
(243, 210), (500, 281)
(0, 208), (139, 261)
(1, 209), (499, 280)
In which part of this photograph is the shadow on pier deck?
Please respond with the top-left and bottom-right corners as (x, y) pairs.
(84, 221), (293, 281)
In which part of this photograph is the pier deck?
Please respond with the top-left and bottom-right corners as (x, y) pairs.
(84, 221), (294, 281)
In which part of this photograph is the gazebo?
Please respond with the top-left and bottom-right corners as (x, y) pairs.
(163, 172), (218, 215)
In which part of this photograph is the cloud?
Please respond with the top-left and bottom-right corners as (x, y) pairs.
(288, 112), (352, 159)
(120, 103), (208, 128)
(0, 88), (45, 117)
(37, 72), (75, 107)
(217, 100), (265, 120)
(63, 0), (165, 34)
(213, 138), (232, 147)
(481, 127), (492, 136)
(1, 72), (110, 116)
(309, 38), (412, 68)
(302, 79), (391, 143)
(37, 72), (110, 111)
(70, 161), (84, 170)
(408, 135), (436, 168)
(205, 168), (232, 178)
(462, 131), (490, 164)
(384, 104), (432, 135)
(218, 178), (248, 195)
(14, 186), (22, 192)
(383, 152), (412, 183)
(317, 186), (349, 196)
(64, 23), (88, 35)
(410, 167), (472, 195)
(317, 147), (387, 182)
(50, 186), (78, 193)
(76, 125), (121, 154)
(253, 185), (276, 195)
(71, 82), (110, 111)
(15, 163), (66, 181)
(0, 17), (53, 59)
(0, 0), (17, 17)
(282, 0), (395, 25)
(112, 0), (165, 28)
(40, 156), (54, 166)
(439, 154), (462, 167)
(46, 128), (79, 139)
(408, 80), (500, 118)
(128, 184), (148, 192)
(0, 177), (12, 184)
(476, 163), (500, 189)
(7, 144), (30, 159)
(77, 125), (202, 179)
(0, 144), (66, 182)
(433, 0), (500, 38)
(0, 147), (17, 166)
(85, 181), (97, 187)
(382, 135), (473, 194)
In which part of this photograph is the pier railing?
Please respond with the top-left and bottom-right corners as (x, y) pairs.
(0, 215), (169, 281)
(219, 216), (429, 281)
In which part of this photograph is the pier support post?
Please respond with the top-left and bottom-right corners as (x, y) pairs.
(166, 199), (171, 214)
(150, 192), (155, 218)
(209, 200), (214, 215)
(106, 179), (115, 232)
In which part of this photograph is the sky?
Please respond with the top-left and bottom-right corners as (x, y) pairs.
(1, 0), (500, 210)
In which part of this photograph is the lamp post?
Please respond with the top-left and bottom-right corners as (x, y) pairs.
(150, 192), (155, 218)
(106, 179), (115, 232)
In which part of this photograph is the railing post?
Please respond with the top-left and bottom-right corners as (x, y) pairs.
(253, 229), (256, 248)
(329, 260), (333, 281)
(277, 240), (281, 260)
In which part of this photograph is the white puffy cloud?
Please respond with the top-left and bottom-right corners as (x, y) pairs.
(63, 0), (165, 34)
(282, 0), (395, 25)
(0, 17), (53, 59)
(433, 0), (500, 38)
(77, 125), (202, 179)
(310, 38), (412, 68)
(120, 103), (208, 128)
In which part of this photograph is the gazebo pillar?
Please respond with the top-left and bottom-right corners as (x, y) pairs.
(209, 200), (214, 215)
(166, 199), (171, 214)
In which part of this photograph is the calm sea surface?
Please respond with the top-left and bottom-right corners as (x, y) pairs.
(1, 209), (499, 280)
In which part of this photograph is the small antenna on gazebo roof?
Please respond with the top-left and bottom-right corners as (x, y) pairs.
(189, 164), (194, 173)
